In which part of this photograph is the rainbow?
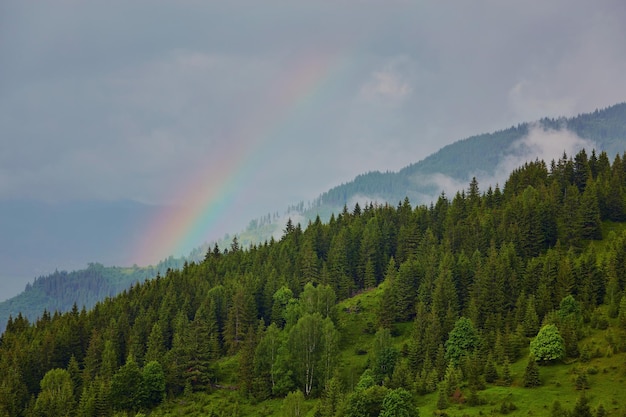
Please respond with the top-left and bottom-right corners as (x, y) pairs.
(134, 50), (346, 265)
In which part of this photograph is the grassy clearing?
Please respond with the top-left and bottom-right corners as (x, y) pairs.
(151, 287), (626, 416)
(415, 332), (626, 416)
(151, 389), (288, 417)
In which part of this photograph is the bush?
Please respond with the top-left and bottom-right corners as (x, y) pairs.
(499, 401), (517, 414)
(574, 372), (589, 390)
(530, 325), (565, 363)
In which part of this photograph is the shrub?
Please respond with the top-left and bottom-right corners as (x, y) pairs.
(530, 324), (565, 363)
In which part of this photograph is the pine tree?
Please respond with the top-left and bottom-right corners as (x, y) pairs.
(559, 185), (583, 247)
(550, 400), (569, 417)
(100, 339), (118, 381)
(501, 357), (512, 386)
(145, 322), (166, 364)
(574, 370), (589, 390)
(436, 381), (449, 410)
(238, 323), (260, 397)
(326, 229), (353, 299)
(225, 284), (257, 354)
(579, 180), (602, 240)
(66, 355), (82, 401)
(379, 258), (399, 328)
(619, 295), (626, 330)
(318, 376), (342, 417)
(572, 393), (593, 417)
(523, 354), (541, 387)
(484, 353), (499, 383)
(523, 295), (540, 337)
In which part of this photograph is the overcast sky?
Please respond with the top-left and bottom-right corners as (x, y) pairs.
(2, 1), (626, 268)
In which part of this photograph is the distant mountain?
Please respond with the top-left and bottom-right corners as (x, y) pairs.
(231, 102), (626, 247)
(314, 102), (626, 212)
(0, 258), (192, 333)
(0, 199), (164, 300)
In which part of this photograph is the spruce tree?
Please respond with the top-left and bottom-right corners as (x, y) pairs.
(523, 355), (541, 387)
(572, 393), (593, 417)
(318, 377), (342, 417)
(484, 352), (499, 383)
(501, 357), (512, 386)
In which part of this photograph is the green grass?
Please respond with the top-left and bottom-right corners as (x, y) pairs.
(414, 331), (626, 417)
(150, 287), (626, 416)
(590, 221), (626, 260)
(150, 389), (289, 417)
(334, 286), (381, 391)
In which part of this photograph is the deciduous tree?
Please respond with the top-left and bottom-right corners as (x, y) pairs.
(530, 324), (565, 363)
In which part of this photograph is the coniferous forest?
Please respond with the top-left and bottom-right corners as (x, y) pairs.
(3, 149), (626, 416)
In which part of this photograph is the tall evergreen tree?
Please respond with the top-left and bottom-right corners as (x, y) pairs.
(523, 354), (541, 387)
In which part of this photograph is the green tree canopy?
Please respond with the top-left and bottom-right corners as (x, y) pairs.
(110, 355), (144, 411)
(33, 368), (75, 417)
(445, 317), (480, 365)
(530, 324), (565, 363)
(379, 388), (419, 417)
(142, 360), (166, 408)
(281, 389), (305, 417)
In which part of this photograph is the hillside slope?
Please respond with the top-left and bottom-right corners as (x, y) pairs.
(0, 259), (189, 333)
(2, 149), (626, 416)
(2, 102), (625, 337)
(316, 102), (626, 211)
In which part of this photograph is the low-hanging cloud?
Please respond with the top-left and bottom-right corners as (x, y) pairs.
(494, 124), (597, 184)
(417, 124), (597, 204)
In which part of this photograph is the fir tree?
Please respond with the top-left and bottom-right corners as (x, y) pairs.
(523, 354), (541, 387)
(572, 393), (593, 417)
(501, 357), (512, 386)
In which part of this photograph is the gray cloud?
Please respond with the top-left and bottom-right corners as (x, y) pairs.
(1, 0), (626, 238)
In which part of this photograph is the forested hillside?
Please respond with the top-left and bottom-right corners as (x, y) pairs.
(2, 148), (626, 416)
(3, 103), (626, 336)
(316, 102), (626, 209)
(0, 259), (190, 334)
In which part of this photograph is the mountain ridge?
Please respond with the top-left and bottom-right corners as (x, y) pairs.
(314, 102), (626, 212)
(2, 101), (625, 333)
(3, 143), (626, 415)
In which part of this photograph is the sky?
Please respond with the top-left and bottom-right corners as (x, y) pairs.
(1, 1), (626, 295)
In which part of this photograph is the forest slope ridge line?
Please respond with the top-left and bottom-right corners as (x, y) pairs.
(315, 102), (626, 213)
(2, 146), (626, 415)
(1, 102), (625, 335)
